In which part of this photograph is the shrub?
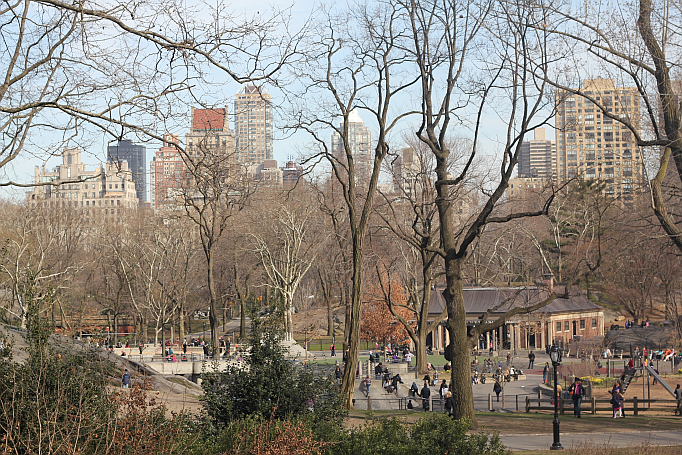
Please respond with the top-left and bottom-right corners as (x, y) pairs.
(200, 320), (345, 428)
(323, 414), (506, 455)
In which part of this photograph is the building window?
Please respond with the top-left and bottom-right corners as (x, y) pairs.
(592, 318), (597, 328)
(556, 322), (561, 332)
(580, 320), (585, 330)
(564, 321), (569, 331)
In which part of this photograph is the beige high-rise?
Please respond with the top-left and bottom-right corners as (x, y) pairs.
(234, 85), (273, 164)
(555, 78), (642, 197)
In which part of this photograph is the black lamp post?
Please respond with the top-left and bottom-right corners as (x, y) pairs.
(550, 344), (563, 450)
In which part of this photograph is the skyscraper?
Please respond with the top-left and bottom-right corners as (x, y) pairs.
(518, 128), (555, 179)
(555, 78), (642, 197)
(332, 109), (372, 186)
(108, 139), (146, 204)
(234, 85), (273, 164)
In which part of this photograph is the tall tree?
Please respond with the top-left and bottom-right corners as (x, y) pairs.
(404, 0), (560, 425)
(289, 4), (418, 407)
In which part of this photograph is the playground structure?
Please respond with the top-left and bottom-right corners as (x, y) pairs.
(620, 365), (675, 397)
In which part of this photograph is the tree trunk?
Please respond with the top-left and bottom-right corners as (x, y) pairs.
(179, 303), (186, 342)
(444, 257), (477, 426)
(327, 298), (334, 337)
(340, 238), (363, 409)
(206, 249), (219, 355)
(240, 298), (246, 340)
(284, 290), (294, 341)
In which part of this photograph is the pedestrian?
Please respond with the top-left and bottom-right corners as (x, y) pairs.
(439, 380), (449, 398)
(674, 384), (682, 416)
(611, 389), (624, 418)
(528, 350), (535, 369)
(493, 380), (502, 402)
(121, 369), (130, 389)
(570, 378), (585, 418)
(444, 391), (455, 417)
(506, 352), (511, 365)
(364, 376), (371, 397)
(410, 381), (420, 397)
(182, 339), (187, 354)
(542, 362), (549, 384)
(330, 343), (336, 357)
(421, 381), (431, 411)
(138, 342), (143, 355)
(335, 365), (343, 383)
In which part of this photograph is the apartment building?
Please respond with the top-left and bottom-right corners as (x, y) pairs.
(234, 85), (273, 164)
(28, 148), (138, 214)
(331, 109), (372, 186)
(518, 128), (555, 179)
(150, 134), (185, 210)
(555, 78), (642, 197)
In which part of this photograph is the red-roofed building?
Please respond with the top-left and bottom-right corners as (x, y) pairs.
(191, 108), (228, 131)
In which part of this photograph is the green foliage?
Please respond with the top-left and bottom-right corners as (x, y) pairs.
(0, 309), (117, 454)
(322, 414), (506, 455)
(200, 319), (346, 427)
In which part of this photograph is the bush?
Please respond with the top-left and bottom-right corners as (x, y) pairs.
(200, 321), (345, 428)
(323, 414), (506, 455)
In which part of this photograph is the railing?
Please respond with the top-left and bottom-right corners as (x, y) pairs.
(525, 396), (681, 415)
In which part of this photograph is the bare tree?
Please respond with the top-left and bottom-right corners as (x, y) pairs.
(248, 191), (326, 341)
(403, 0), (562, 425)
(287, 3), (418, 407)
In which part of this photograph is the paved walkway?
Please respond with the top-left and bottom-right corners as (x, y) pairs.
(500, 430), (682, 451)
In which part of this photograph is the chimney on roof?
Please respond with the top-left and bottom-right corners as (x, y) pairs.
(542, 273), (554, 293)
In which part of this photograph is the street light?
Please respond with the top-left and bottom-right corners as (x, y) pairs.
(549, 344), (563, 451)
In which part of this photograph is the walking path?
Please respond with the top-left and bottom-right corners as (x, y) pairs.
(500, 430), (682, 451)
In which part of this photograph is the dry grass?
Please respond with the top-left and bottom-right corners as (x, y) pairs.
(518, 442), (682, 455)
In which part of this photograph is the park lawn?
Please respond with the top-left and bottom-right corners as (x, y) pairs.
(346, 410), (682, 435)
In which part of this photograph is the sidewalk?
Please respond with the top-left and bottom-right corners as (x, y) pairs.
(500, 429), (682, 451)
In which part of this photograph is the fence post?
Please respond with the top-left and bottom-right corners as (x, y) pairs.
(367, 396), (371, 411)
(429, 394), (433, 412)
(502, 388), (505, 409)
(525, 396), (530, 413)
(489, 394), (493, 411)
(633, 396), (638, 416)
(516, 395), (519, 411)
(592, 397), (596, 415)
(560, 396), (565, 415)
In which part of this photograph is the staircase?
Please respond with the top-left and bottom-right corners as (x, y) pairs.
(620, 367), (638, 394)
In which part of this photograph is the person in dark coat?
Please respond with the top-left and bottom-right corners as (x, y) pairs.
(420, 381), (431, 411)
(569, 378), (586, 418)
(528, 351), (535, 369)
(493, 380), (502, 402)
(443, 391), (456, 417)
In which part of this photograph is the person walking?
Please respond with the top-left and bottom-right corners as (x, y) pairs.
(121, 369), (130, 389)
(330, 343), (336, 357)
(363, 376), (371, 397)
(421, 381), (431, 411)
(528, 350), (535, 369)
(611, 389), (624, 418)
(493, 380), (502, 402)
(542, 362), (549, 384)
(335, 365), (343, 383)
(138, 343), (144, 356)
(674, 384), (682, 416)
(570, 378), (585, 418)
(444, 391), (455, 417)
(439, 380), (449, 398)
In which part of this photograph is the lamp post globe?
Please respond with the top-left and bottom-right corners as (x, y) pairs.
(550, 345), (563, 450)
